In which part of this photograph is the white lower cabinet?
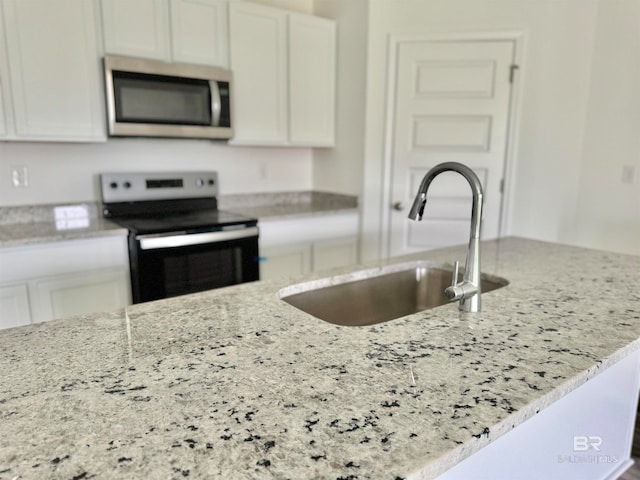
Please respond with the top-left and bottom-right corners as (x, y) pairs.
(259, 212), (359, 280)
(30, 269), (129, 324)
(260, 243), (312, 280)
(312, 237), (359, 272)
(0, 283), (31, 329)
(0, 235), (130, 330)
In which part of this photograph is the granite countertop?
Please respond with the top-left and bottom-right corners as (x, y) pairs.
(0, 203), (127, 248)
(218, 191), (358, 221)
(1, 237), (640, 479)
(0, 192), (358, 247)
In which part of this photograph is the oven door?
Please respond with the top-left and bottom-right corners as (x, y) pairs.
(129, 226), (259, 304)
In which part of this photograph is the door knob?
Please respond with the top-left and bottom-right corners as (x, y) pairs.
(393, 202), (405, 211)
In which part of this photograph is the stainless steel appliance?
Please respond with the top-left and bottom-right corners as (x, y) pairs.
(103, 55), (233, 140)
(101, 171), (259, 304)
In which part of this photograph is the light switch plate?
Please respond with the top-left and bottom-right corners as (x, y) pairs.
(11, 165), (28, 188)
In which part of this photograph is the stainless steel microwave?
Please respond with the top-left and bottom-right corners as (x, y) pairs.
(103, 55), (233, 140)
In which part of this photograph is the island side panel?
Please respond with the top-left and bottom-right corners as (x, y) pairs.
(434, 349), (640, 480)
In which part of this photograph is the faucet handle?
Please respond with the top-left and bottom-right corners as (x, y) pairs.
(451, 261), (460, 287)
(445, 261), (464, 301)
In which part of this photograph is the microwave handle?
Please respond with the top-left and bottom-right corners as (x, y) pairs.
(210, 81), (221, 127)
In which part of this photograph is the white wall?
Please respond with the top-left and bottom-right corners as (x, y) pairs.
(569, 0), (640, 256)
(358, 0), (601, 260)
(0, 140), (312, 206)
(312, 0), (367, 196)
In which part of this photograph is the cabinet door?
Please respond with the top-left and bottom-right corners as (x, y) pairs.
(229, 1), (288, 145)
(260, 244), (312, 281)
(2, 0), (105, 141)
(288, 13), (336, 146)
(0, 283), (31, 330)
(0, 87), (5, 137)
(0, 4), (7, 138)
(170, 0), (228, 67)
(101, 0), (171, 60)
(30, 269), (129, 323)
(312, 237), (358, 273)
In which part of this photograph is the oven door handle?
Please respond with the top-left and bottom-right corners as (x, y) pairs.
(138, 226), (259, 250)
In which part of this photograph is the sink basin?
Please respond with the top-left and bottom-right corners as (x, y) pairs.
(278, 261), (508, 326)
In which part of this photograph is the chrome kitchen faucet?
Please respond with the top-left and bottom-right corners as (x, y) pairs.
(408, 162), (484, 313)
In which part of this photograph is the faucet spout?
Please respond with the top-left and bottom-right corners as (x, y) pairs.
(408, 162), (484, 312)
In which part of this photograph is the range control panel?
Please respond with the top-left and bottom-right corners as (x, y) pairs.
(100, 171), (219, 203)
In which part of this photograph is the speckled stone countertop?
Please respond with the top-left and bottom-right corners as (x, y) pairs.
(0, 192), (357, 247)
(218, 191), (358, 220)
(0, 203), (127, 247)
(1, 237), (639, 480)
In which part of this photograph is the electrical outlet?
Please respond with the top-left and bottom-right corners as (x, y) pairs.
(11, 165), (29, 188)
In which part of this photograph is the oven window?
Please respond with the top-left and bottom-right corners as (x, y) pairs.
(130, 232), (260, 304)
(162, 248), (241, 298)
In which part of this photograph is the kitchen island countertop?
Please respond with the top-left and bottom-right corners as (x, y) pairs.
(1, 237), (639, 479)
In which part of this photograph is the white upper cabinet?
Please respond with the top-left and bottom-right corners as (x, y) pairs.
(1, 0), (106, 141)
(170, 0), (229, 67)
(289, 13), (336, 146)
(229, 1), (336, 147)
(0, 5), (7, 138)
(101, 0), (229, 67)
(101, 0), (171, 61)
(229, 1), (288, 145)
(0, 90), (5, 138)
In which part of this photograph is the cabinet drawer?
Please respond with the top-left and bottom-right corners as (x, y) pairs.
(0, 236), (129, 283)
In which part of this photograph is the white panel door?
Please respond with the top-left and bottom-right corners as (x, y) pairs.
(228, 1), (288, 145)
(30, 269), (129, 323)
(288, 13), (336, 146)
(0, 73), (6, 137)
(2, 0), (105, 140)
(260, 243), (312, 280)
(0, 2), (6, 138)
(0, 283), (31, 329)
(389, 40), (515, 256)
(170, 0), (228, 67)
(0, 93), (5, 136)
(101, 0), (171, 60)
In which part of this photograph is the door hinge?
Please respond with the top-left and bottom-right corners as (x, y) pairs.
(499, 178), (505, 193)
(509, 64), (519, 83)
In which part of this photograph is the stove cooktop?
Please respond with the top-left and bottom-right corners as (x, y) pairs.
(109, 209), (257, 235)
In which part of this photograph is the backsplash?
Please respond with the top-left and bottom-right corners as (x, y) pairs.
(0, 139), (313, 207)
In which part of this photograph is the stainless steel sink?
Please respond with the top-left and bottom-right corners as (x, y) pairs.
(278, 262), (508, 326)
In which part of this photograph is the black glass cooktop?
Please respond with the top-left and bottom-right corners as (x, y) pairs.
(109, 209), (257, 235)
